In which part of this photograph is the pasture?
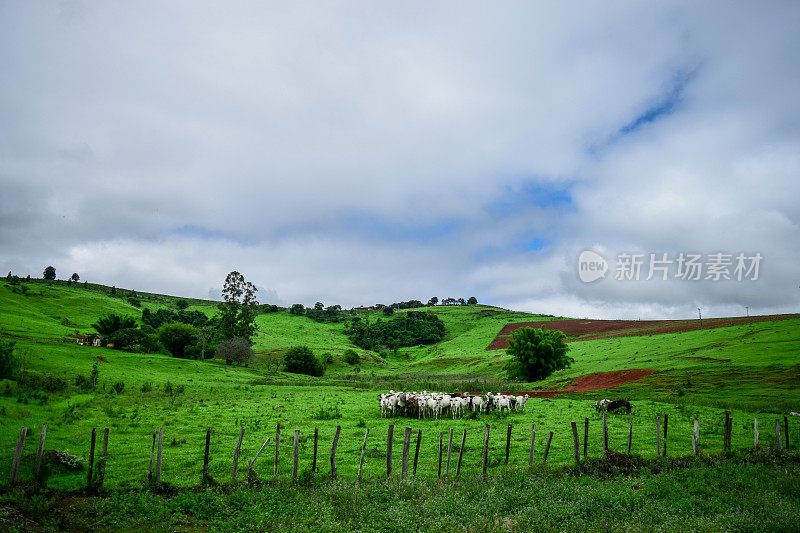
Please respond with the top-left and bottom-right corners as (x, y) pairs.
(1, 280), (799, 530)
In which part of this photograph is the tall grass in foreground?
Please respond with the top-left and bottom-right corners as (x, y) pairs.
(3, 450), (799, 532)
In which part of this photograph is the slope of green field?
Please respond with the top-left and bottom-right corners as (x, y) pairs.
(0, 281), (798, 494)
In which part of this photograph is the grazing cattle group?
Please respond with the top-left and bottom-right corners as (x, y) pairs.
(594, 398), (633, 414)
(379, 390), (529, 419)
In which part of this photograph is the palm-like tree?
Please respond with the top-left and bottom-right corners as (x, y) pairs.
(92, 314), (136, 336)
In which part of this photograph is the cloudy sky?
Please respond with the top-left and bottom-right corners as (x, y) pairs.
(1, 1), (798, 319)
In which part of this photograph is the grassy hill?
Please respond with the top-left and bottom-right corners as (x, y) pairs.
(0, 279), (798, 498)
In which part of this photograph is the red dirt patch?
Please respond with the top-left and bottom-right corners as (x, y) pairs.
(683, 356), (731, 363)
(515, 369), (656, 398)
(97, 356), (109, 363)
(487, 314), (799, 350)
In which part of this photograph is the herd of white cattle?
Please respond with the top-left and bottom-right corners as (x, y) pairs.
(379, 390), (530, 419)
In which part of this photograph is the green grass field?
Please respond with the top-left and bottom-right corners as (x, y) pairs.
(1, 279), (799, 530)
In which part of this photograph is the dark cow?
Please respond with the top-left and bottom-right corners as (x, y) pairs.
(606, 400), (632, 414)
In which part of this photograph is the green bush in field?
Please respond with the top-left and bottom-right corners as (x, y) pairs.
(108, 328), (162, 353)
(157, 322), (199, 358)
(283, 345), (324, 376)
(92, 313), (137, 336)
(505, 326), (573, 381)
(0, 339), (19, 380)
(343, 349), (360, 365)
(215, 337), (253, 366)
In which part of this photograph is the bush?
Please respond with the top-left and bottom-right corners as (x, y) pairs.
(504, 326), (573, 381)
(111, 381), (125, 394)
(140, 381), (153, 393)
(312, 405), (342, 420)
(157, 322), (199, 358)
(283, 345), (324, 377)
(0, 339), (19, 380)
(176, 299), (189, 310)
(215, 338), (253, 366)
(92, 314), (137, 336)
(108, 328), (162, 353)
(18, 372), (67, 393)
(343, 349), (360, 365)
(128, 297), (141, 307)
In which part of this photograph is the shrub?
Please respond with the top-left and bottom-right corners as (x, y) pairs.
(140, 381), (153, 393)
(176, 299), (189, 310)
(504, 326), (573, 381)
(343, 349), (360, 365)
(111, 381), (125, 394)
(0, 339), (19, 380)
(157, 322), (199, 358)
(127, 297), (141, 307)
(322, 352), (334, 365)
(46, 449), (84, 470)
(92, 313), (137, 336)
(283, 345), (324, 377)
(344, 311), (446, 350)
(215, 338), (253, 366)
(108, 328), (161, 353)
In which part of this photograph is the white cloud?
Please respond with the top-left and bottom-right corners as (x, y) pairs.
(1, 1), (798, 318)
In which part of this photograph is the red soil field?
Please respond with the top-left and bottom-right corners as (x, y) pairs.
(509, 369), (657, 398)
(486, 314), (799, 350)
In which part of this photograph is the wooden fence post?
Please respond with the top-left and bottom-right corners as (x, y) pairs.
(87, 428), (97, 490)
(602, 413), (608, 454)
(784, 416), (789, 449)
(413, 430), (421, 477)
(754, 418), (759, 446)
(402, 427), (411, 479)
(505, 423), (512, 465)
(232, 428), (245, 482)
(446, 428), (453, 476)
(655, 416), (661, 457)
(330, 425), (341, 478)
(725, 416), (733, 453)
(482, 424), (490, 477)
(9, 426), (27, 484)
(248, 437), (271, 478)
(663, 414), (669, 457)
(543, 431), (553, 462)
(148, 427), (157, 483)
(97, 428), (109, 491)
(202, 427), (212, 484)
(292, 430), (300, 483)
(583, 418), (589, 458)
(723, 413), (731, 452)
(456, 429), (466, 477)
(273, 423), (281, 480)
(571, 422), (580, 465)
(386, 424), (394, 478)
(34, 424), (47, 483)
(155, 427), (163, 484)
(529, 424), (536, 466)
(437, 431), (443, 478)
(358, 428), (369, 482)
(775, 419), (782, 451)
(312, 427), (318, 473)
(692, 418), (699, 455)
(627, 417), (633, 454)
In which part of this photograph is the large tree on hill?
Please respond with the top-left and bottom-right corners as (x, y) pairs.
(504, 326), (573, 382)
(217, 271), (259, 342)
(43, 266), (56, 280)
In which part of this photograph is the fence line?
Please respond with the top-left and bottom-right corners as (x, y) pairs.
(4, 414), (795, 489)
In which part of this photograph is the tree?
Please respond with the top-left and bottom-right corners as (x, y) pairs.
(0, 339), (19, 380)
(343, 349), (360, 365)
(43, 266), (56, 280)
(504, 327), (573, 382)
(215, 337), (253, 366)
(175, 299), (189, 310)
(467, 296), (478, 305)
(92, 314), (137, 336)
(289, 303), (305, 315)
(217, 271), (259, 341)
(157, 322), (199, 358)
(71, 273), (80, 282)
(382, 306), (395, 316)
(283, 345), (324, 376)
(427, 297), (438, 306)
(457, 298), (466, 305)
